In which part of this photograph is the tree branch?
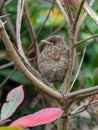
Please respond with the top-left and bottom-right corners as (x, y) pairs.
(37, 0), (55, 39)
(1, 8), (16, 42)
(70, 44), (87, 90)
(72, 0), (86, 31)
(0, 68), (16, 88)
(24, 0), (39, 57)
(85, 21), (98, 43)
(63, 0), (73, 25)
(74, 34), (98, 47)
(67, 86), (98, 101)
(0, 20), (61, 101)
(16, 0), (25, 56)
(56, 0), (69, 23)
(0, 62), (13, 70)
(0, 0), (5, 11)
(75, 0), (95, 39)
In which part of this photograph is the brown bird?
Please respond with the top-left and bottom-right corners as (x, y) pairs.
(38, 35), (69, 83)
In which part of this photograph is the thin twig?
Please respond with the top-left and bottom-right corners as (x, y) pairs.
(16, 0), (33, 69)
(72, 0), (86, 31)
(1, 8), (16, 42)
(71, 98), (93, 115)
(55, 0), (69, 23)
(24, 0), (39, 57)
(0, 68), (16, 88)
(16, 0), (25, 56)
(86, 21), (98, 43)
(63, 0), (73, 25)
(5, 0), (12, 6)
(0, 0), (5, 11)
(0, 14), (10, 18)
(70, 44), (87, 90)
(0, 62), (13, 70)
(75, 34), (98, 47)
(43, 0), (65, 8)
(24, 1), (36, 43)
(29, 93), (42, 108)
(75, 0), (95, 39)
(83, 2), (98, 25)
(37, 0), (55, 39)
(67, 86), (98, 101)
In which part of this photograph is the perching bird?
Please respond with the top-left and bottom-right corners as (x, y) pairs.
(38, 35), (69, 84)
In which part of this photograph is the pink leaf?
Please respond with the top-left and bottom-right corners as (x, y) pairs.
(9, 108), (63, 128)
(0, 119), (11, 125)
(1, 85), (24, 120)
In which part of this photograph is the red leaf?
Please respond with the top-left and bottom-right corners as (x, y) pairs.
(1, 85), (24, 120)
(9, 108), (63, 128)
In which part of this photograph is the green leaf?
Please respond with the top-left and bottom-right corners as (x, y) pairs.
(0, 69), (30, 84)
(85, 77), (94, 87)
(92, 54), (98, 68)
(71, 79), (81, 91)
(94, 73), (98, 85)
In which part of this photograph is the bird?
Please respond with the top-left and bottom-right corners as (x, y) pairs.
(38, 35), (69, 84)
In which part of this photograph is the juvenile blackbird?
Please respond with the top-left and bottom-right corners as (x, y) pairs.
(38, 35), (69, 83)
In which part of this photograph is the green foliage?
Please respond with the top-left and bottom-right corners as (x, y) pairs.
(0, 69), (30, 84)
(85, 77), (94, 88)
(72, 80), (81, 91)
(92, 54), (98, 68)
(93, 73), (98, 86)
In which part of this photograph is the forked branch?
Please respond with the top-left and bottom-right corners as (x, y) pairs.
(0, 20), (61, 101)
